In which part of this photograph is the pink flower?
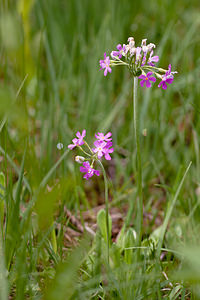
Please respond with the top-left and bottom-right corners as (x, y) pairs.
(112, 44), (126, 59)
(148, 51), (159, 66)
(93, 140), (114, 160)
(158, 64), (174, 90)
(138, 72), (156, 88)
(68, 130), (86, 150)
(93, 141), (107, 159)
(95, 132), (112, 142)
(99, 52), (112, 76)
(80, 162), (100, 180)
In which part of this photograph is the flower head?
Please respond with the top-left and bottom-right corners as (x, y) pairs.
(99, 36), (177, 90)
(95, 132), (112, 142)
(66, 130), (114, 180)
(80, 162), (100, 180)
(68, 130), (86, 150)
(99, 52), (112, 76)
(139, 72), (156, 88)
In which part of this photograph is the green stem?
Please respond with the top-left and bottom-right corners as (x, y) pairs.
(51, 221), (57, 254)
(98, 160), (109, 265)
(83, 140), (94, 155)
(133, 77), (143, 247)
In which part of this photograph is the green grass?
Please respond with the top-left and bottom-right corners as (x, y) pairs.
(0, 0), (200, 298)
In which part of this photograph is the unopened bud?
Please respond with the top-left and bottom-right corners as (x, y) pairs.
(128, 37), (135, 48)
(141, 39), (147, 46)
(57, 143), (63, 150)
(128, 37), (134, 43)
(147, 43), (156, 52)
(75, 156), (85, 164)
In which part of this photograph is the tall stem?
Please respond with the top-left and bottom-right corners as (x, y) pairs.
(133, 77), (143, 247)
(98, 160), (109, 265)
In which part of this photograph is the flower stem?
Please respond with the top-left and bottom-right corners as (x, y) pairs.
(98, 160), (109, 265)
(133, 77), (143, 248)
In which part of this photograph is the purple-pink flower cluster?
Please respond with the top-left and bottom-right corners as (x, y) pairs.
(99, 37), (177, 90)
(67, 130), (114, 180)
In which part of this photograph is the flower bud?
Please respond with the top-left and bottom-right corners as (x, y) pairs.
(75, 156), (85, 164)
(128, 37), (135, 49)
(128, 37), (134, 43)
(57, 143), (63, 150)
(110, 51), (116, 59)
(141, 39), (147, 46)
(147, 43), (156, 52)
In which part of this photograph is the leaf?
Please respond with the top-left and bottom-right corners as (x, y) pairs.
(124, 228), (137, 264)
(97, 209), (112, 243)
(0, 172), (5, 228)
(169, 285), (182, 299)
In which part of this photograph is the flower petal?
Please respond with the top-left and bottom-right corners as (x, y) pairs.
(105, 132), (112, 138)
(166, 78), (173, 84)
(151, 55), (159, 62)
(83, 161), (90, 168)
(149, 76), (156, 82)
(68, 144), (76, 150)
(146, 72), (153, 77)
(94, 170), (100, 176)
(105, 153), (111, 160)
(162, 82), (168, 90)
(80, 166), (87, 173)
(138, 74), (146, 80)
(82, 129), (86, 137)
(145, 80), (151, 88)
(139, 80), (145, 87)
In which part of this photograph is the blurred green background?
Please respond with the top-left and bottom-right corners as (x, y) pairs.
(0, 0), (200, 299)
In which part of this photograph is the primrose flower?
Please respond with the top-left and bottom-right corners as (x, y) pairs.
(93, 141), (108, 159)
(158, 64), (175, 90)
(139, 72), (156, 88)
(80, 162), (100, 180)
(95, 132), (112, 142)
(99, 37), (177, 89)
(148, 51), (159, 66)
(68, 129), (86, 150)
(99, 52), (112, 76)
(112, 44), (126, 59)
(93, 140), (114, 160)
